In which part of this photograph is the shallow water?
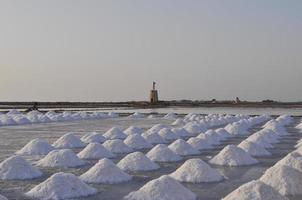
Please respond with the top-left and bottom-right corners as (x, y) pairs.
(0, 117), (301, 200)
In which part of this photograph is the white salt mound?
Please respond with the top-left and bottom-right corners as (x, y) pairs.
(81, 132), (106, 143)
(142, 132), (167, 144)
(171, 127), (190, 137)
(294, 146), (302, 155)
(187, 137), (213, 150)
(0, 194), (8, 200)
(37, 149), (85, 168)
(146, 144), (182, 162)
(124, 134), (153, 149)
(103, 139), (133, 154)
(222, 180), (288, 200)
(147, 124), (169, 133)
(246, 134), (274, 149)
(124, 175), (196, 200)
(209, 145), (259, 166)
(168, 139), (199, 156)
(26, 172), (97, 200)
(124, 126), (143, 135)
(197, 133), (220, 145)
(215, 128), (232, 139)
(130, 112), (144, 118)
(272, 152), (302, 172)
(158, 128), (179, 140)
(53, 133), (86, 149)
(260, 165), (302, 195)
(238, 140), (272, 157)
(80, 158), (132, 184)
(16, 138), (54, 155)
(163, 113), (177, 120)
(103, 127), (127, 140)
(183, 122), (205, 136)
(77, 143), (115, 159)
(172, 118), (184, 126)
(170, 158), (223, 183)
(117, 152), (159, 171)
(295, 122), (302, 130)
(0, 156), (42, 180)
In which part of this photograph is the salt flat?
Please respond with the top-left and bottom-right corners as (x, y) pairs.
(0, 113), (301, 200)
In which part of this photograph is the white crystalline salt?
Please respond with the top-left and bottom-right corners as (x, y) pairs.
(295, 122), (302, 130)
(16, 138), (55, 155)
(117, 152), (159, 171)
(246, 134), (274, 149)
(53, 133), (86, 149)
(0, 194), (8, 200)
(197, 133), (220, 145)
(102, 139), (133, 154)
(124, 175), (196, 200)
(129, 112), (145, 118)
(142, 132), (167, 144)
(260, 165), (302, 195)
(272, 152), (302, 172)
(124, 134), (153, 150)
(224, 123), (249, 135)
(146, 144), (182, 162)
(80, 158), (132, 184)
(170, 158), (223, 183)
(103, 127), (127, 140)
(0, 156), (42, 180)
(209, 145), (259, 166)
(77, 143), (116, 159)
(37, 149), (85, 168)
(7, 109), (21, 115)
(294, 146), (302, 155)
(172, 118), (184, 126)
(124, 126), (143, 135)
(168, 139), (200, 156)
(187, 137), (213, 150)
(158, 128), (179, 140)
(108, 112), (119, 118)
(26, 172), (97, 200)
(171, 127), (190, 137)
(222, 180), (288, 200)
(215, 128), (233, 139)
(147, 114), (157, 119)
(238, 140), (272, 157)
(183, 122), (206, 136)
(147, 124), (169, 133)
(163, 113), (177, 120)
(81, 132), (106, 143)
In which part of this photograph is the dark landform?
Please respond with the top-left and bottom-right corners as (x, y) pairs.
(0, 99), (302, 111)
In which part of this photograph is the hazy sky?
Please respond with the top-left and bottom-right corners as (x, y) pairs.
(1, 1), (301, 102)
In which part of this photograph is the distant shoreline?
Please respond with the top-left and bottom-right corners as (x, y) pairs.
(0, 101), (302, 111)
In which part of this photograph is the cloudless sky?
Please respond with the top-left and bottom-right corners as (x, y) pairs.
(0, 1), (301, 102)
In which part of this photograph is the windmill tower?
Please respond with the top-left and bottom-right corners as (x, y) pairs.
(150, 82), (159, 104)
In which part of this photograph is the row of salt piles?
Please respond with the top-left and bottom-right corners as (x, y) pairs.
(0, 109), (119, 127)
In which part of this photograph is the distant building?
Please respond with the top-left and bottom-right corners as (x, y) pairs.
(235, 97), (241, 104)
(150, 82), (159, 104)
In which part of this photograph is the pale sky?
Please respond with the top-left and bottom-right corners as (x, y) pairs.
(0, 1), (301, 102)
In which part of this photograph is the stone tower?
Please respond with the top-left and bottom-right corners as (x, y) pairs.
(150, 82), (159, 103)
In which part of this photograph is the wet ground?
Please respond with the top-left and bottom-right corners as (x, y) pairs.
(0, 116), (301, 200)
